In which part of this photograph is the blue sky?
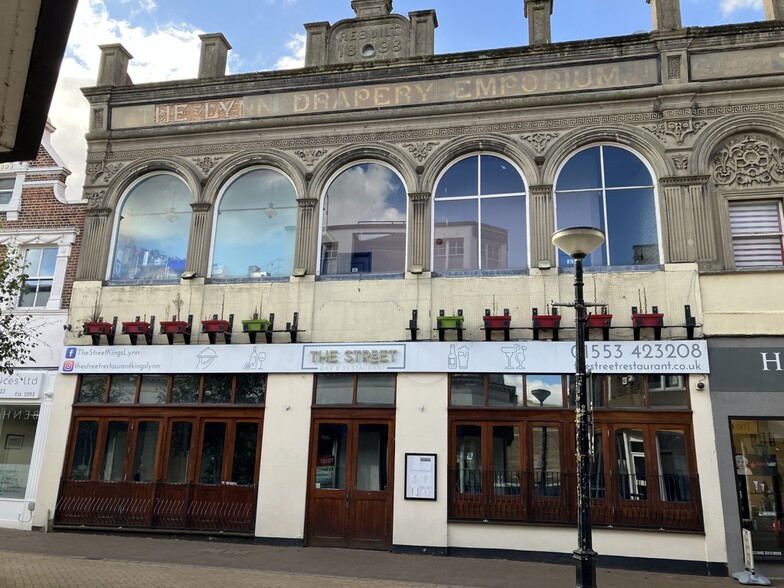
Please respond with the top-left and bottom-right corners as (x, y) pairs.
(50, 0), (766, 199)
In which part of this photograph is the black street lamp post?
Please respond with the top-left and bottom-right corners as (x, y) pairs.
(552, 226), (606, 588)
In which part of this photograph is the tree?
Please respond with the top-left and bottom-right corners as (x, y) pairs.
(0, 246), (36, 374)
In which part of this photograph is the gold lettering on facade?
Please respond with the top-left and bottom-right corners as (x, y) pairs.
(154, 98), (245, 125)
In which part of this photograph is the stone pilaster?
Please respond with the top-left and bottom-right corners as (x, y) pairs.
(295, 198), (320, 275)
(198, 33), (231, 78)
(529, 185), (555, 267)
(764, 0), (784, 20)
(76, 208), (113, 280)
(187, 202), (212, 276)
(97, 44), (133, 86)
(409, 10), (438, 57)
(524, 0), (553, 45)
(660, 176), (716, 265)
(409, 192), (431, 271)
(646, 0), (682, 31)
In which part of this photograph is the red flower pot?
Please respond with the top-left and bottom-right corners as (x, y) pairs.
(532, 314), (560, 329)
(484, 315), (512, 329)
(121, 321), (149, 335)
(201, 319), (230, 334)
(160, 320), (189, 334)
(587, 314), (613, 328)
(83, 321), (113, 335)
(632, 313), (664, 328)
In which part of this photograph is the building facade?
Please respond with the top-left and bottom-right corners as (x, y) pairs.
(37, 0), (784, 576)
(0, 122), (84, 528)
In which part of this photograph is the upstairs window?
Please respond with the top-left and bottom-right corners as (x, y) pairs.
(555, 146), (659, 268)
(320, 163), (407, 276)
(211, 168), (297, 279)
(729, 200), (784, 268)
(433, 154), (528, 272)
(110, 174), (192, 281)
(19, 247), (57, 307)
(0, 177), (14, 205)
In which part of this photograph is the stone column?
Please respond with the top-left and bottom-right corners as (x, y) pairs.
(294, 198), (320, 275)
(524, 0), (553, 45)
(351, 0), (392, 18)
(529, 185), (555, 267)
(409, 10), (438, 57)
(764, 0), (784, 20)
(186, 202), (212, 277)
(198, 33), (231, 78)
(76, 207), (113, 280)
(646, 0), (682, 31)
(409, 192), (431, 271)
(304, 22), (329, 67)
(659, 176), (717, 266)
(97, 44), (133, 86)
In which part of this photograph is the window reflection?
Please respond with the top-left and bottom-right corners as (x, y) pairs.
(111, 174), (192, 281)
(434, 154), (527, 271)
(212, 168), (297, 278)
(555, 146), (658, 267)
(320, 163), (407, 275)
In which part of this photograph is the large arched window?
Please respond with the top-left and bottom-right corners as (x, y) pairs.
(211, 168), (297, 279)
(319, 162), (407, 276)
(555, 145), (659, 267)
(110, 173), (192, 281)
(433, 154), (528, 271)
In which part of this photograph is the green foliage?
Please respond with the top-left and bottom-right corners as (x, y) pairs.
(0, 247), (36, 375)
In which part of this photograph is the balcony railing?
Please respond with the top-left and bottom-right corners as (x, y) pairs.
(55, 480), (257, 534)
(448, 469), (702, 531)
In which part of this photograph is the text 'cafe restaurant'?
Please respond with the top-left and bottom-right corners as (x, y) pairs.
(50, 339), (728, 574)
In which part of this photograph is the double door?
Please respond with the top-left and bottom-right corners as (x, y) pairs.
(306, 415), (394, 550)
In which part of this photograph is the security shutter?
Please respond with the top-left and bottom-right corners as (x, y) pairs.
(729, 200), (784, 267)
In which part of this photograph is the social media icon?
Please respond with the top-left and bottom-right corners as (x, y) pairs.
(62, 361), (75, 372)
(65, 347), (77, 359)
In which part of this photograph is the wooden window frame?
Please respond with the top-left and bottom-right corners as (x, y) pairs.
(312, 373), (397, 407)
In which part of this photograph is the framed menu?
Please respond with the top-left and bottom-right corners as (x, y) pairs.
(405, 453), (437, 500)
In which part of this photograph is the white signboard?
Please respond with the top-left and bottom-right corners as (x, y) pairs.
(0, 371), (45, 399)
(405, 453), (437, 500)
(60, 340), (709, 375)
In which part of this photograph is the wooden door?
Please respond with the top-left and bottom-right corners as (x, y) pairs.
(306, 417), (394, 550)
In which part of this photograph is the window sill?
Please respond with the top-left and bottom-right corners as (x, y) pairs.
(106, 278), (180, 286)
(701, 266), (783, 275)
(316, 272), (404, 282)
(558, 264), (662, 274)
(432, 269), (529, 278)
(209, 275), (291, 284)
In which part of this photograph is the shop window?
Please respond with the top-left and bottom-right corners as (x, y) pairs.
(0, 177), (14, 205)
(450, 373), (564, 408)
(101, 421), (129, 481)
(570, 374), (689, 410)
(319, 162), (407, 276)
(433, 154), (528, 272)
(730, 419), (784, 561)
(729, 200), (784, 268)
(203, 374), (232, 404)
(555, 145), (659, 268)
(69, 420), (99, 481)
(211, 168), (297, 279)
(110, 173), (192, 281)
(138, 375), (168, 404)
(0, 405), (39, 498)
(171, 375), (200, 403)
(131, 421), (160, 482)
(199, 422), (227, 484)
(108, 375), (137, 404)
(18, 247), (57, 308)
(235, 374), (265, 404)
(314, 373), (396, 405)
(165, 421), (193, 483)
(78, 375), (108, 403)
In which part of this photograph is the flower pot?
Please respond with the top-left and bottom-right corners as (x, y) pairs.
(201, 319), (230, 334)
(160, 320), (189, 334)
(632, 313), (664, 328)
(83, 321), (113, 335)
(241, 319), (271, 333)
(437, 315), (464, 330)
(587, 314), (613, 328)
(532, 314), (561, 329)
(484, 315), (511, 329)
(121, 321), (149, 335)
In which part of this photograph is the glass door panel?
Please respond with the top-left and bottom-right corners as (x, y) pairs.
(314, 423), (348, 489)
(231, 423), (259, 485)
(356, 424), (388, 491)
(101, 421), (129, 481)
(456, 425), (482, 493)
(492, 426), (520, 495)
(656, 430), (691, 502)
(616, 428), (647, 500)
(131, 421), (160, 482)
(199, 422), (226, 484)
(533, 426), (561, 496)
(166, 421), (193, 483)
(70, 421), (99, 480)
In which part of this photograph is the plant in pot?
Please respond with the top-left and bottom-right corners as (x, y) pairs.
(532, 304), (560, 329)
(121, 315), (150, 335)
(631, 289), (664, 328)
(437, 310), (464, 330)
(484, 296), (511, 330)
(159, 293), (189, 334)
(82, 301), (112, 335)
(587, 306), (613, 329)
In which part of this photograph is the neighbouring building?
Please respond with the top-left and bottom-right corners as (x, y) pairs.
(0, 122), (85, 528)
(36, 0), (784, 577)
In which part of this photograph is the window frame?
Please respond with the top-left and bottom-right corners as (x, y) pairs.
(0, 170), (24, 216)
(17, 246), (58, 308)
(312, 373), (397, 407)
(721, 193), (784, 270)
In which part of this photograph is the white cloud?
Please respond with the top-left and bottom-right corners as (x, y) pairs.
(49, 0), (205, 200)
(720, 0), (762, 16)
(275, 33), (306, 70)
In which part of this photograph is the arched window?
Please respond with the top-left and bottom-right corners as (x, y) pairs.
(110, 173), (192, 281)
(320, 162), (407, 276)
(211, 168), (297, 279)
(555, 146), (659, 267)
(433, 154), (528, 271)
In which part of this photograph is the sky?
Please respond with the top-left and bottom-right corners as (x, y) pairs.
(49, 0), (766, 200)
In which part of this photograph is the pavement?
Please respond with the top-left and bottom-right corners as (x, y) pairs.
(0, 528), (748, 588)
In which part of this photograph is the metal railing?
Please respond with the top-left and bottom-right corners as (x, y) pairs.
(448, 469), (702, 531)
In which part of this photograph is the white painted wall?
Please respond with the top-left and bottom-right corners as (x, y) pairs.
(256, 373), (313, 539)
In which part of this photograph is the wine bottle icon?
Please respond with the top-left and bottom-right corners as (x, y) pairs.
(448, 344), (457, 369)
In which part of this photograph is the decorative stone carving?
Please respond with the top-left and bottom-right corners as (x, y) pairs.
(520, 132), (559, 154)
(667, 55), (682, 80)
(190, 202), (212, 212)
(643, 119), (706, 145)
(102, 163), (123, 183)
(712, 135), (784, 187)
(671, 154), (689, 170)
(93, 108), (104, 129)
(194, 156), (222, 175)
(402, 142), (438, 163)
(86, 162), (104, 183)
(294, 149), (328, 167)
(86, 190), (106, 208)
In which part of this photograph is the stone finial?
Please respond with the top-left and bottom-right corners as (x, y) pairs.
(97, 44), (133, 86)
(524, 0), (553, 46)
(304, 22), (330, 67)
(646, 0), (682, 31)
(198, 33), (231, 78)
(351, 0), (393, 19)
(764, 0), (784, 20)
(409, 10), (438, 57)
